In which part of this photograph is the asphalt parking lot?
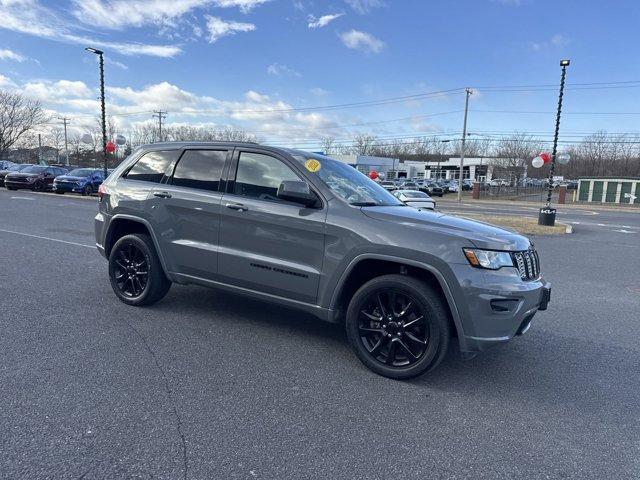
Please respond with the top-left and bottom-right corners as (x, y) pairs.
(1, 189), (639, 479)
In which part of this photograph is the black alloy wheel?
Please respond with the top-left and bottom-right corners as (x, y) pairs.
(108, 233), (171, 306)
(113, 242), (149, 298)
(346, 274), (451, 379)
(358, 289), (429, 368)
(82, 185), (93, 196)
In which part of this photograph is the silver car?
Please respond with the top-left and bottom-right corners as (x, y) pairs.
(95, 142), (551, 379)
(392, 189), (436, 210)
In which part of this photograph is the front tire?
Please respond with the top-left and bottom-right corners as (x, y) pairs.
(108, 233), (171, 306)
(346, 274), (451, 380)
(82, 185), (93, 196)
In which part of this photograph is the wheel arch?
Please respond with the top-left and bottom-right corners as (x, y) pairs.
(104, 215), (170, 275)
(328, 254), (465, 341)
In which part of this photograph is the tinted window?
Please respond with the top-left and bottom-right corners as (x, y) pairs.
(125, 150), (179, 183)
(68, 168), (94, 177)
(171, 150), (227, 192)
(234, 152), (299, 201)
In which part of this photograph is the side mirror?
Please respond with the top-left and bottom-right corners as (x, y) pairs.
(277, 180), (319, 207)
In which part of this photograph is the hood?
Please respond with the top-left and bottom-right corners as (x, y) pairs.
(55, 175), (86, 182)
(361, 205), (531, 251)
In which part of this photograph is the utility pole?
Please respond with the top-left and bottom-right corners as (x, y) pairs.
(38, 133), (42, 164)
(458, 88), (472, 202)
(59, 117), (70, 165)
(85, 47), (107, 177)
(153, 110), (167, 142)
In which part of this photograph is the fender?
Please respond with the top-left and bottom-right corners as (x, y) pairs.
(328, 253), (467, 348)
(105, 214), (171, 276)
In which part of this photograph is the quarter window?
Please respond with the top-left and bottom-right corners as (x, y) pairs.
(234, 152), (299, 201)
(125, 150), (179, 183)
(170, 150), (227, 192)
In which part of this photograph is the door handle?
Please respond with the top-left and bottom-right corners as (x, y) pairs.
(153, 191), (172, 199)
(225, 202), (248, 212)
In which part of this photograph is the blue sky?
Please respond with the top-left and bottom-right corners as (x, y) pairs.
(1, 0), (640, 148)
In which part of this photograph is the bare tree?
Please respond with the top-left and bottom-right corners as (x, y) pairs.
(320, 136), (337, 155)
(0, 90), (48, 159)
(492, 133), (543, 184)
(351, 134), (377, 155)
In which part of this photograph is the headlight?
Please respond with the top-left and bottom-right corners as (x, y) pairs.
(463, 248), (514, 270)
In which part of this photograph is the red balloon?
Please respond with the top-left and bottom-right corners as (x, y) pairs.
(105, 141), (116, 153)
(368, 170), (379, 180)
(539, 152), (551, 164)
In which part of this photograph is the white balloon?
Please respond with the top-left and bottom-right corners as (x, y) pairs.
(532, 156), (544, 168)
(115, 134), (126, 146)
(557, 153), (570, 165)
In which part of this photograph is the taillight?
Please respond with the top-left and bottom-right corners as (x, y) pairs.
(98, 184), (106, 201)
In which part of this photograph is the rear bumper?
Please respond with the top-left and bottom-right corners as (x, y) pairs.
(448, 264), (551, 353)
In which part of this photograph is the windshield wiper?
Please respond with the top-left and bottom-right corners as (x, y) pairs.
(350, 202), (379, 206)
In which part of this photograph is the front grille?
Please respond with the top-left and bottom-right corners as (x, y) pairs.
(512, 249), (540, 280)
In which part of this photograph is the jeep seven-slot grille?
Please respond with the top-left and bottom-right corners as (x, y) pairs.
(512, 249), (540, 280)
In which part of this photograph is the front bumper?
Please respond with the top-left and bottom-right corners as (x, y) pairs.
(448, 263), (551, 353)
(53, 183), (83, 193)
(4, 180), (33, 189)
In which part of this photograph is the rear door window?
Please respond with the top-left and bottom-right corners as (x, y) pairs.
(170, 150), (227, 192)
(125, 150), (180, 183)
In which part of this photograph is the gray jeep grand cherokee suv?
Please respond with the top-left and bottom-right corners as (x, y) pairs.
(95, 142), (550, 379)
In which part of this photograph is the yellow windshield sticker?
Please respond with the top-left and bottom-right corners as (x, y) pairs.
(304, 159), (321, 173)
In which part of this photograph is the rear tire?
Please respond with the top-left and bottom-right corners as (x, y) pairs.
(345, 274), (451, 380)
(108, 233), (171, 306)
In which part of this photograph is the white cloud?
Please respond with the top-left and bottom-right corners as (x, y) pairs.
(310, 87), (329, 97)
(344, 0), (384, 14)
(267, 63), (301, 77)
(0, 0), (181, 57)
(205, 15), (255, 43)
(72, 0), (209, 29)
(211, 0), (271, 13)
(307, 13), (344, 28)
(22, 80), (93, 101)
(0, 48), (26, 62)
(530, 33), (569, 51)
(0, 74), (18, 89)
(339, 29), (385, 53)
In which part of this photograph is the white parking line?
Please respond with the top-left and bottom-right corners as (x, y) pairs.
(0, 228), (95, 248)
(10, 196), (34, 200)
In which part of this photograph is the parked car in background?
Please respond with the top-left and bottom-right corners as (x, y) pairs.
(0, 160), (16, 171)
(448, 181), (459, 193)
(462, 179), (473, 191)
(399, 181), (420, 191)
(53, 168), (107, 195)
(4, 165), (68, 191)
(419, 180), (444, 197)
(0, 163), (32, 187)
(392, 189), (436, 210)
(378, 180), (397, 192)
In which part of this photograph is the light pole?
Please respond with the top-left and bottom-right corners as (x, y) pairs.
(85, 47), (108, 178)
(539, 59), (570, 226)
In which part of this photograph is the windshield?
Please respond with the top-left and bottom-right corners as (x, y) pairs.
(290, 151), (403, 206)
(21, 166), (47, 174)
(68, 168), (95, 177)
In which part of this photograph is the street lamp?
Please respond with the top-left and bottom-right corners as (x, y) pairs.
(85, 47), (108, 178)
(539, 59), (570, 226)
